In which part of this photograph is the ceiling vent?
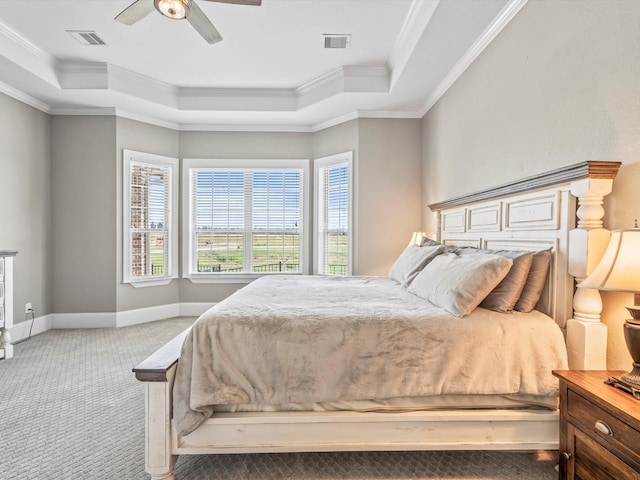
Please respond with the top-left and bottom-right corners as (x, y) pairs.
(67, 30), (107, 46)
(323, 34), (351, 49)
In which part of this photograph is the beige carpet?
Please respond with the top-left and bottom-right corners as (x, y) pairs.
(0, 317), (558, 480)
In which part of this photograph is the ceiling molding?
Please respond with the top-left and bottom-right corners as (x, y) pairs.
(419, 0), (528, 116)
(387, 0), (439, 91)
(0, 18), (59, 87)
(0, 1), (523, 132)
(0, 18), (52, 64)
(178, 123), (315, 133)
(0, 80), (51, 113)
(357, 110), (423, 119)
(53, 60), (391, 114)
(59, 62), (109, 89)
(178, 87), (297, 111)
(50, 106), (117, 116)
(310, 111), (360, 132)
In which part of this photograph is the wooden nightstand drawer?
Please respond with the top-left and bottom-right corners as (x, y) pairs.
(570, 425), (639, 480)
(568, 389), (640, 466)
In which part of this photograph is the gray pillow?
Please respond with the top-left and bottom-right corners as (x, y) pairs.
(479, 251), (534, 312)
(388, 244), (445, 287)
(455, 248), (536, 313)
(514, 249), (552, 312)
(408, 252), (513, 317)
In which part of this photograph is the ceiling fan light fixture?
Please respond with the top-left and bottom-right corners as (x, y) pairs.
(154, 0), (190, 19)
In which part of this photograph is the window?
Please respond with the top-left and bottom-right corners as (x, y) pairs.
(123, 150), (178, 286)
(183, 159), (309, 281)
(315, 152), (353, 276)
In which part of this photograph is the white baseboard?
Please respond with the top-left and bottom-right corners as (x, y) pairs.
(116, 303), (181, 328)
(11, 314), (54, 343)
(9, 302), (215, 339)
(53, 312), (117, 329)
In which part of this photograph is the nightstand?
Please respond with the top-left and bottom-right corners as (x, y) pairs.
(553, 370), (640, 480)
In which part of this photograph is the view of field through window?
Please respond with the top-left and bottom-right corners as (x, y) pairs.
(190, 168), (305, 274)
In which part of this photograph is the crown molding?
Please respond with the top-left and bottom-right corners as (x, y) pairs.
(0, 1), (522, 132)
(0, 18), (59, 87)
(0, 80), (51, 113)
(419, 0), (528, 116)
(387, 0), (440, 91)
(58, 62), (109, 89)
(178, 123), (315, 133)
(358, 109), (423, 119)
(50, 107), (117, 116)
(0, 19), (52, 64)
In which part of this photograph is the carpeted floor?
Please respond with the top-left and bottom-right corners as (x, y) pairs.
(0, 317), (559, 480)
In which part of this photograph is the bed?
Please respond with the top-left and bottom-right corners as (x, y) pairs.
(133, 161), (620, 480)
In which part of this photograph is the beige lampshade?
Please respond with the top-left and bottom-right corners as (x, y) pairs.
(578, 229), (640, 293)
(408, 231), (426, 247)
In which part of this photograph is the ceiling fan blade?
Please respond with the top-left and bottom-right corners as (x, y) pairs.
(187, 0), (223, 44)
(115, 0), (155, 25)
(203, 0), (261, 5)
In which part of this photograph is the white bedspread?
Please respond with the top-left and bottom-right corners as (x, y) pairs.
(173, 275), (568, 436)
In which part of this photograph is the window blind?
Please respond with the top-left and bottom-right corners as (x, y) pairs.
(318, 161), (350, 275)
(189, 167), (303, 274)
(128, 161), (171, 279)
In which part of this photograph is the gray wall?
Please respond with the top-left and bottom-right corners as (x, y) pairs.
(358, 119), (422, 276)
(51, 116), (117, 314)
(0, 94), (51, 324)
(115, 117), (180, 312)
(421, 0), (640, 369)
(313, 118), (423, 276)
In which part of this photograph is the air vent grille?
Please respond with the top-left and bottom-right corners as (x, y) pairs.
(67, 30), (107, 46)
(323, 34), (351, 49)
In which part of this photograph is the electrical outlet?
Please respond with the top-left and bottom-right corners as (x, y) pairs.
(25, 302), (32, 313)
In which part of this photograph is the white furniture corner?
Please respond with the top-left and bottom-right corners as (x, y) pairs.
(0, 251), (18, 360)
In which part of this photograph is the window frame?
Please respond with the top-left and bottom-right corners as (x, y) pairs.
(314, 151), (354, 276)
(182, 158), (310, 283)
(122, 149), (179, 287)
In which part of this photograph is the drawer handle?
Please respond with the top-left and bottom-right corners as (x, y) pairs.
(595, 420), (613, 436)
(562, 451), (572, 461)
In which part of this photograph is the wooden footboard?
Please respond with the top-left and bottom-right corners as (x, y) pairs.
(134, 327), (559, 479)
(134, 328), (190, 480)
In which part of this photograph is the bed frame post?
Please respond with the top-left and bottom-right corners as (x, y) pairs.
(134, 328), (189, 480)
(144, 366), (177, 480)
(567, 163), (620, 369)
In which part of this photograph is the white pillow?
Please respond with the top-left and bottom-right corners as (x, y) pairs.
(408, 252), (513, 317)
(388, 244), (445, 287)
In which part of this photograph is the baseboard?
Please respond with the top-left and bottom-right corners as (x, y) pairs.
(11, 313), (54, 343)
(116, 303), (182, 328)
(9, 302), (215, 338)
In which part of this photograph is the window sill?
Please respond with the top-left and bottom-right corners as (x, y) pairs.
(125, 277), (176, 288)
(186, 272), (303, 284)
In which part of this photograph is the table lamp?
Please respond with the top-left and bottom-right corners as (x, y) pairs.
(408, 231), (426, 247)
(578, 227), (640, 399)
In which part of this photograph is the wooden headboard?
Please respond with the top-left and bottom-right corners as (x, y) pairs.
(428, 161), (621, 369)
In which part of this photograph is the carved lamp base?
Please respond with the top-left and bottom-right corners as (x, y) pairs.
(608, 303), (640, 399)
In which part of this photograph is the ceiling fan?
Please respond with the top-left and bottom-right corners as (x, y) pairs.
(115, 0), (261, 44)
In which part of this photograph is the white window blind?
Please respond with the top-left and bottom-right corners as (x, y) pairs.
(123, 150), (178, 285)
(315, 152), (352, 276)
(185, 160), (307, 277)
